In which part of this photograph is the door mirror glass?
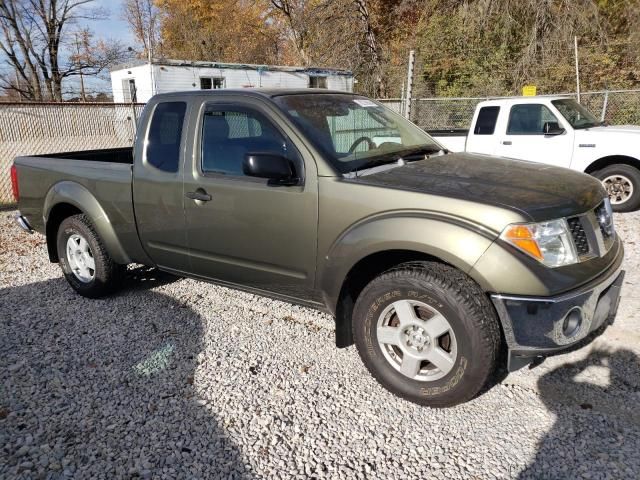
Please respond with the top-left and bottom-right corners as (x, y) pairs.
(243, 153), (296, 184)
(543, 121), (565, 135)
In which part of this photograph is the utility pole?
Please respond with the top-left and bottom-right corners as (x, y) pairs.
(75, 33), (86, 102)
(148, 31), (155, 97)
(574, 36), (581, 104)
(404, 50), (415, 120)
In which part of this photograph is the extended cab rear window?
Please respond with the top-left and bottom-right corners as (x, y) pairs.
(145, 101), (187, 172)
(474, 106), (500, 135)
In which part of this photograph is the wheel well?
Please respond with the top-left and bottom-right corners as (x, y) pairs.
(46, 203), (82, 262)
(585, 155), (640, 175)
(334, 250), (440, 348)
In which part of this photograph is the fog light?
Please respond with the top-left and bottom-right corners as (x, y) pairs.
(562, 309), (582, 338)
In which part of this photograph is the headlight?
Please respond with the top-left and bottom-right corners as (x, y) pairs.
(501, 219), (578, 267)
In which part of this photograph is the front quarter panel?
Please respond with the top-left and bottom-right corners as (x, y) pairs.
(571, 129), (640, 172)
(316, 177), (526, 313)
(320, 214), (496, 313)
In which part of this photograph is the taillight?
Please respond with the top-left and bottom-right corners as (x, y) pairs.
(10, 164), (19, 201)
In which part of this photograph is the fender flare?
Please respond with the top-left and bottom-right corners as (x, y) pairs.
(44, 181), (131, 264)
(319, 213), (498, 313)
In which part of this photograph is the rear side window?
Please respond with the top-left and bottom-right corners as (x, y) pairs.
(473, 106), (500, 135)
(507, 104), (559, 135)
(146, 102), (186, 172)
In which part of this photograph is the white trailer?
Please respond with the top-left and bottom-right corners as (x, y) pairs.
(110, 59), (354, 103)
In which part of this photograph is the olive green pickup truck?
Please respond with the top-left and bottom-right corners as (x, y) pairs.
(12, 90), (624, 407)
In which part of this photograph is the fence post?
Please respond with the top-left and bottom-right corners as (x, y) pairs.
(404, 50), (415, 120)
(601, 90), (609, 123)
(574, 36), (581, 103)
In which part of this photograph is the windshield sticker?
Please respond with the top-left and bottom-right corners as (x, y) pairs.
(353, 99), (378, 107)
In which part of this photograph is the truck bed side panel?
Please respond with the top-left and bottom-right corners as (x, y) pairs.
(15, 156), (149, 265)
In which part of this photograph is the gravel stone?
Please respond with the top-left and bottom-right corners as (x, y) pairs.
(1, 209), (639, 479)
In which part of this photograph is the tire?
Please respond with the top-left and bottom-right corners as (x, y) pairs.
(592, 164), (640, 212)
(56, 214), (125, 298)
(353, 261), (501, 408)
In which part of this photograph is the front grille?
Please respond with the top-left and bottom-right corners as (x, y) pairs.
(567, 217), (590, 256)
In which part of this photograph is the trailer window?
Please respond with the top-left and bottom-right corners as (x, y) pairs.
(145, 101), (186, 173)
(474, 106), (500, 135)
(200, 77), (225, 89)
(309, 76), (328, 89)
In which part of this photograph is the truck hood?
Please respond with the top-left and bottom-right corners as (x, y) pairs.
(582, 125), (640, 134)
(348, 152), (605, 221)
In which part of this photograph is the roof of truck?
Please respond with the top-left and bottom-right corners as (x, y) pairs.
(477, 95), (573, 106)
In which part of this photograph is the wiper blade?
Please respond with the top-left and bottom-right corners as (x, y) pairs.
(397, 145), (443, 160)
(347, 145), (443, 174)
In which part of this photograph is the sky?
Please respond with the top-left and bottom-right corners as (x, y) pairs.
(87, 0), (136, 46)
(68, 0), (138, 96)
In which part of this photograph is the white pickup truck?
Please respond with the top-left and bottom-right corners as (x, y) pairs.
(430, 96), (640, 212)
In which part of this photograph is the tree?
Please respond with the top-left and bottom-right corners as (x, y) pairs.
(156, 0), (280, 64)
(121, 0), (161, 59)
(0, 0), (127, 101)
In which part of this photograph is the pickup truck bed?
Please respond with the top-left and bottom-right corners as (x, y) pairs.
(32, 147), (134, 163)
(16, 147), (144, 265)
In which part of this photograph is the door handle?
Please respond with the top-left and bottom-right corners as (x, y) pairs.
(501, 140), (512, 146)
(186, 190), (212, 202)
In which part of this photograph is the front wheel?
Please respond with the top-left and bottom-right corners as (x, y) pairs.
(353, 261), (501, 407)
(593, 164), (640, 212)
(56, 214), (125, 298)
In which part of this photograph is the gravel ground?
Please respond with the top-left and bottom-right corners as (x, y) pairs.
(1, 209), (639, 480)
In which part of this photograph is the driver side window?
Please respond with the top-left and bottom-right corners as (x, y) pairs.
(201, 108), (300, 177)
(507, 104), (560, 135)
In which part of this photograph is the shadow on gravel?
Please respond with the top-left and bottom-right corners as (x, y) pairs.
(519, 348), (640, 479)
(0, 270), (252, 479)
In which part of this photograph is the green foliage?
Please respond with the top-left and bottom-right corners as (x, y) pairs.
(407, 0), (640, 98)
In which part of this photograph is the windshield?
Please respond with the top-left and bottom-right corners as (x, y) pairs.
(272, 94), (442, 174)
(551, 99), (600, 129)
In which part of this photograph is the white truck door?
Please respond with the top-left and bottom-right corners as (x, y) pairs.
(465, 104), (502, 155)
(494, 103), (574, 168)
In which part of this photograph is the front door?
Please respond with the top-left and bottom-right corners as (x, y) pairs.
(183, 98), (319, 301)
(494, 103), (574, 168)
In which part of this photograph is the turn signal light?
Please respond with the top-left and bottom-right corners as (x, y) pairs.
(502, 225), (543, 261)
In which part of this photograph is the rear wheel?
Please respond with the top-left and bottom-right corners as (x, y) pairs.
(353, 261), (501, 407)
(56, 214), (125, 298)
(593, 164), (640, 212)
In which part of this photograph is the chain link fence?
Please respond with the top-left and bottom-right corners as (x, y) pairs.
(0, 102), (145, 207)
(380, 89), (640, 130)
(1, 90), (639, 207)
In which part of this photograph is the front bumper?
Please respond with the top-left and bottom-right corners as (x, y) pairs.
(491, 258), (625, 371)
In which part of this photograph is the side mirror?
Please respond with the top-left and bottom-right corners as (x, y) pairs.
(543, 121), (565, 135)
(243, 153), (296, 185)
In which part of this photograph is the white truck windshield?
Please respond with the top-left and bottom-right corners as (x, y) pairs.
(551, 99), (600, 129)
